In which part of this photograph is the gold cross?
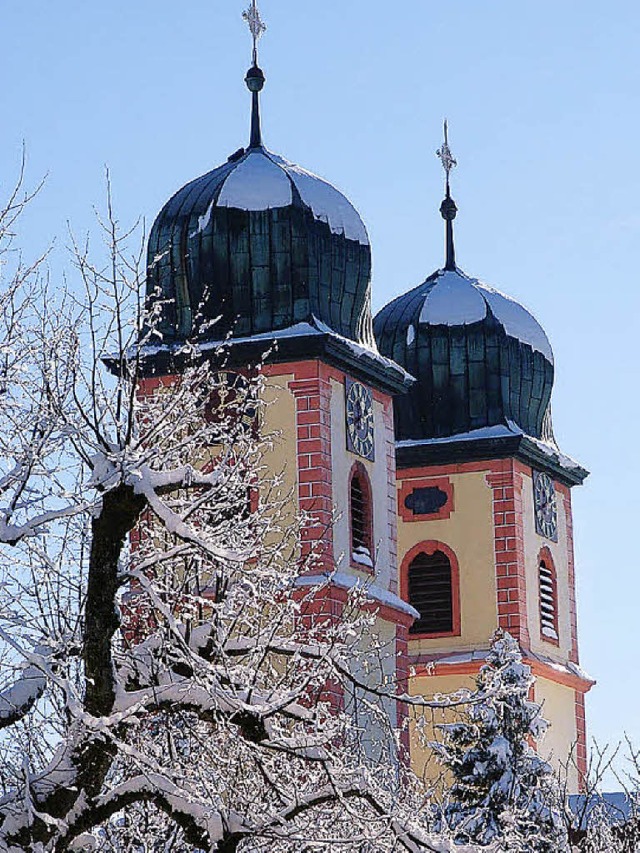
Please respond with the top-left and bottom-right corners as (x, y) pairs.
(243, 0), (267, 64)
(436, 119), (457, 187)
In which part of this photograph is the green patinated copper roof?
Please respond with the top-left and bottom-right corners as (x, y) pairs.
(373, 267), (555, 442)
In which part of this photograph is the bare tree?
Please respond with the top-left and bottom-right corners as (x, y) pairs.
(558, 739), (640, 852)
(0, 173), (465, 852)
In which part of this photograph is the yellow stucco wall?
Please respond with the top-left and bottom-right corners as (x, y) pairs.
(534, 677), (580, 791)
(398, 468), (498, 653)
(256, 372), (300, 545)
(408, 671), (477, 784)
(408, 670), (580, 792)
(257, 374), (584, 793)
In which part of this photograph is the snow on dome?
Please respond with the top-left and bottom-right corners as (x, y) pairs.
(214, 148), (369, 245)
(419, 270), (487, 326)
(415, 269), (553, 363)
(146, 144), (375, 348)
(475, 282), (554, 362)
(269, 153), (369, 245)
(217, 150), (292, 210)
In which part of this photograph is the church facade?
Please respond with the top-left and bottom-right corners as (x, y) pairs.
(141, 18), (593, 792)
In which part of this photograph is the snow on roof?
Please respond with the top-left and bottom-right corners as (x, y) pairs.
(416, 269), (554, 363)
(419, 270), (487, 325)
(213, 148), (369, 246)
(217, 150), (292, 210)
(475, 281), (554, 362)
(269, 153), (370, 245)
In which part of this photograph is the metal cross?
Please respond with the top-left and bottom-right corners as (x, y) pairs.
(243, 0), (267, 64)
(436, 119), (457, 188)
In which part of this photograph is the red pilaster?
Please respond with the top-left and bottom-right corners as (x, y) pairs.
(575, 689), (588, 788)
(395, 621), (410, 757)
(383, 395), (400, 595)
(559, 485), (580, 665)
(486, 461), (530, 647)
(289, 371), (334, 572)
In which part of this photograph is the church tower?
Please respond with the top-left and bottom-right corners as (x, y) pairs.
(373, 124), (593, 790)
(138, 2), (592, 792)
(139, 2), (415, 744)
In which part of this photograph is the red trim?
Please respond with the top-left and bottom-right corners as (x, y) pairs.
(528, 659), (594, 693)
(381, 396), (400, 596)
(486, 461), (530, 646)
(262, 361), (323, 380)
(410, 659), (478, 678)
(137, 373), (180, 397)
(400, 540), (461, 639)
(396, 622), (410, 760)
(537, 546), (560, 647)
(398, 476), (454, 522)
(294, 585), (347, 712)
(411, 655), (594, 693)
(397, 459), (508, 480)
(349, 461), (374, 574)
(261, 360), (390, 404)
(289, 373), (334, 573)
(575, 690), (588, 788)
(563, 488), (580, 664)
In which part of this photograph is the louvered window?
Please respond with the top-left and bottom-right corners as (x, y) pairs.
(408, 551), (453, 635)
(350, 471), (373, 568)
(539, 559), (558, 641)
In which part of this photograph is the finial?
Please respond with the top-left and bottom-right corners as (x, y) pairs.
(243, 1), (267, 149)
(243, 0), (267, 65)
(436, 119), (458, 271)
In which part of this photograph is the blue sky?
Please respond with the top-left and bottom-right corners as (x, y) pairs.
(1, 1), (639, 772)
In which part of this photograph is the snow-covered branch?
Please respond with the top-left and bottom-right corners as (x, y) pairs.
(0, 179), (479, 852)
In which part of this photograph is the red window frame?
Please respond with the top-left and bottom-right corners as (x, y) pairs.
(538, 546), (560, 646)
(400, 541), (461, 639)
(349, 462), (374, 573)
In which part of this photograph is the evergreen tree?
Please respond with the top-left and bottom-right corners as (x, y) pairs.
(432, 630), (568, 851)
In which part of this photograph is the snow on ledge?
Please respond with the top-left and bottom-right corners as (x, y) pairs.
(396, 423), (520, 448)
(524, 432), (583, 474)
(396, 422), (584, 476)
(137, 318), (413, 386)
(295, 571), (419, 619)
(411, 647), (595, 686)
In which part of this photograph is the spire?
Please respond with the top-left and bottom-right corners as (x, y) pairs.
(436, 119), (458, 271)
(243, 0), (267, 148)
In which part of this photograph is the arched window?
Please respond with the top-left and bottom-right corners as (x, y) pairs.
(350, 464), (373, 570)
(539, 551), (559, 643)
(408, 550), (454, 635)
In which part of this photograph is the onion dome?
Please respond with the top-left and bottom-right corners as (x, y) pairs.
(374, 267), (555, 440)
(373, 122), (555, 443)
(145, 45), (374, 350)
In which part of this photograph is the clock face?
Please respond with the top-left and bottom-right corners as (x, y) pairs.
(345, 380), (375, 461)
(533, 471), (558, 542)
(206, 371), (258, 431)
